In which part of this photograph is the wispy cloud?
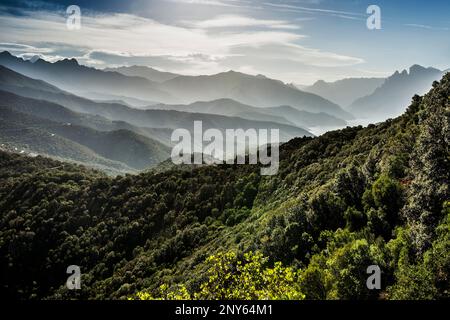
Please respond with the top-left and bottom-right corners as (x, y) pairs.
(263, 2), (364, 18)
(0, 42), (53, 53)
(188, 14), (300, 30)
(404, 23), (449, 31)
(0, 7), (365, 83)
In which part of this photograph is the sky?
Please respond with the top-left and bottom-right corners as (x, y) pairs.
(0, 0), (448, 85)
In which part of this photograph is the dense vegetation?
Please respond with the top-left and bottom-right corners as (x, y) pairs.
(0, 74), (449, 300)
(134, 252), (304, 300)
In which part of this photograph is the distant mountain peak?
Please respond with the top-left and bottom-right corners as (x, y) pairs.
(209, 97), (236, 103)
(348, 63), (444, 120)
(303, 77), (386, 107)
(0, 51), (13, 57)
(409, 64), (427, 73)
(125, 65), (159, 71)
(389, 65), (442, 80)
(212, 70), (249, 78)
(390, 70), (407, 80)
(57, 58), (79, 66)
(409, 64), (441, 75)
(222, 70), (243, 76)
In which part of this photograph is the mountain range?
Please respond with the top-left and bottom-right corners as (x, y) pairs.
(1, 51), (447, 175)
(348, 65), (445, 120)
(0, 51), (172, 103)
(0, 51), (351, 120)
(159, 70), (353, 119)
(0, 90), (171, 173)
(0, 65), (314, 173)
(303, 77), (385, 107)
(149, 98), (347, 129)
(104, 65), (180, 83)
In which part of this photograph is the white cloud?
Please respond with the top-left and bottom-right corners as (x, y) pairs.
(0, 42), (66, 62)
(189, 14), (300, 30)
(0, 9), (365, 83)
(0, 43), (51, 53)
(404, 24), (449, 31)
(263, 2), (364, 18)
(228, 43), (364, 67)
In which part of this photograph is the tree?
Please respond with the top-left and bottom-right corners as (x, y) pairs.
(402, 75), (450, 253)
(325, 239), (386, 300)
(133, 252), (304, 300)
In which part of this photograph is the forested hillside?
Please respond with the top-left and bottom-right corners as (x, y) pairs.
(0, 74), (448, 300)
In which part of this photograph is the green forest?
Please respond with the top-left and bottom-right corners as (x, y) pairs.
(0, 74), (449, 300)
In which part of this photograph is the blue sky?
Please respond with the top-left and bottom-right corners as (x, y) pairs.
(0, 0), (448, 84)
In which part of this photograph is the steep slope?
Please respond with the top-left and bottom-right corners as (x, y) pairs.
(348, 65), (444, 120)
(0, 89), (108, 127)
(0, 61), (62, 93)
(160, 71), (353, 120)
(0, 109), (135, 174)
(304, 77), (385, 107)
(0, 106), (170, 171)
(0, 73), (448, 300)
(0, 89), (173, 146)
